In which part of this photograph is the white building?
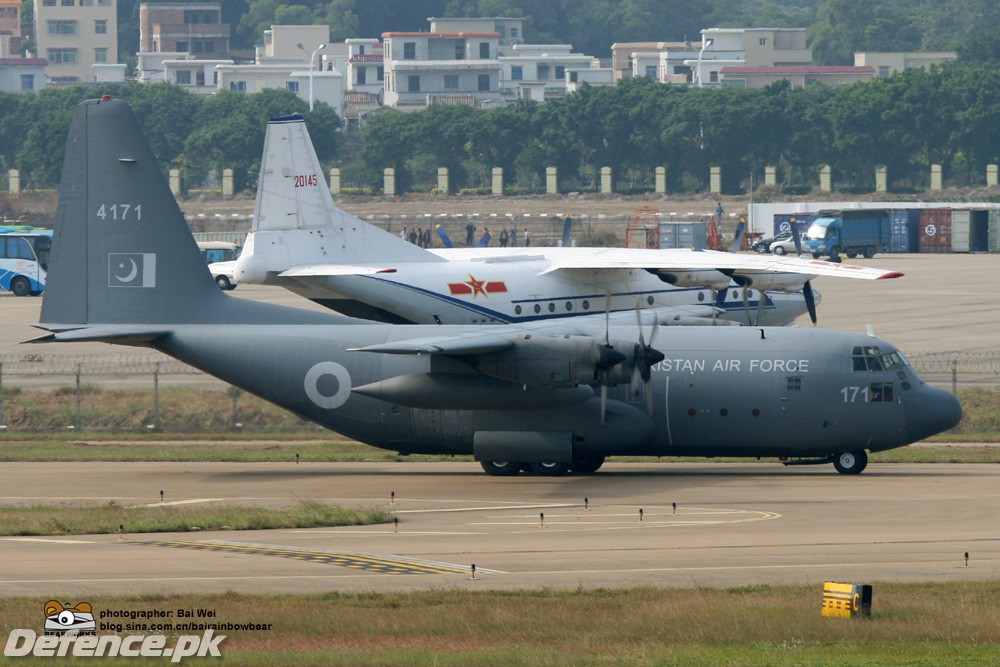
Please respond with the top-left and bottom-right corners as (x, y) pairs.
(565, 67), (613, 94)
(162, 57), (231, 92)
(0, 57), (47, 93)
(382, 31), (502, 108)
(499, 43), (597, 101)
(345, 38), (382, 97)
(854, 51), (957, 78)
(215, 60), (342, 113)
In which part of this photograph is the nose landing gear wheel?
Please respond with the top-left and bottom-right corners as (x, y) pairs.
(833, 450), (868, 475)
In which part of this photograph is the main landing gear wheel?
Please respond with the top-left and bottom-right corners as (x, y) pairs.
(529, 461), (570, 476)
(833, 450), (868, 475)
(215, 275), (233, 290)
(480, 461), (521, 476)
(570, 455), (606, 474)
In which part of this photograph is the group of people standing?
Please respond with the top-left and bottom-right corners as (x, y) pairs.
(399, 227), (433, 248)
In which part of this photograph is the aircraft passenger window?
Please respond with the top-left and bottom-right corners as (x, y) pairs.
(534, 304), (541, 314)
(698, 292), (705, 302)
(565, 302), (572, 311)
(647, 295), (654, 305)
(548, 303), (556, 312)
(582, 300), (590, 310)
(514, 305), (522, 315)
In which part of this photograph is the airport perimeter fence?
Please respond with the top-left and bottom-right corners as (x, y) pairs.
(0, 350), (997, 432)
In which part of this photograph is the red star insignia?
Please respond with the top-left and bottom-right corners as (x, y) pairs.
(465, 275), (487, 297)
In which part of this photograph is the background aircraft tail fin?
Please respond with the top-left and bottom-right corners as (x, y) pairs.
(40, 98), (230, 327)
(248, 115), (438, 267)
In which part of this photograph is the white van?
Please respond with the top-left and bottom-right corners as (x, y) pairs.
(196, 241), (241, 290)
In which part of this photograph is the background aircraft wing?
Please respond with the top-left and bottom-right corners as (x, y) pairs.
(278, 264), (400, 277)
(539, 247), (903, 281)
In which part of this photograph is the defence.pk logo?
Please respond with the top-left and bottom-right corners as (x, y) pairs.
(44, 600), (96, 636)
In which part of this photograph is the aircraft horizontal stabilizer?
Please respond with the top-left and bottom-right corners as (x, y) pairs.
(26, 326), (173, 345)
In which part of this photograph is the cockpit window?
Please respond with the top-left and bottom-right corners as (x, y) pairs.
(852, 346), (908, 372)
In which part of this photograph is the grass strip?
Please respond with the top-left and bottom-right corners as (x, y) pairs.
(2, 585), (998, 665)
(0, 500), (392, 536)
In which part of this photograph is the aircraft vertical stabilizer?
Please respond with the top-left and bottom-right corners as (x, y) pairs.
(239, 115), (440, 281)
(40, 98), (230, 327)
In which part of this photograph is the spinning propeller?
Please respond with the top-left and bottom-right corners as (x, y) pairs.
(595, 293), (665, 423)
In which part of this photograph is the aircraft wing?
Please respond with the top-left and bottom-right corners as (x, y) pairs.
(349, 332), (516, 355)
(539, 247), (903, 282)
(278, 264), (400, 277)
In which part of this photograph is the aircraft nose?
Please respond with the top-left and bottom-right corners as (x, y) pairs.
(906, 385), (962, 442)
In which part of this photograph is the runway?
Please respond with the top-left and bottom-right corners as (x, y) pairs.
(2, 461), (998, 597)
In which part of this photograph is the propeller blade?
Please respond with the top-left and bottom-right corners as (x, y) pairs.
(732, 218), (746, 253)
(644, 377), (654, 416)
(600, 384), (608, 425)
(742, 286), (752, 325)
(803, 280), (818, 325)
(630, 361), (642, 398)
(790, 220), (803, 256)
(604, 289), (612, 346)
(756, 289), (767, 325)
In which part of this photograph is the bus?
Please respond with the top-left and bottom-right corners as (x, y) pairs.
(0, 228), (52, 296)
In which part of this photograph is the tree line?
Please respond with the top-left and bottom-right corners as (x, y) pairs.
(2, 61), (1000, 196)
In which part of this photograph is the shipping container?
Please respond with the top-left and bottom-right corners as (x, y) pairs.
(951, 210), (970, 252)
(887, 208), (919, 253)
(989, 210), (1000, 253)
(969, 209), (990, 252)
(658, 222), (706, 250)
(918, 209), (952, 253)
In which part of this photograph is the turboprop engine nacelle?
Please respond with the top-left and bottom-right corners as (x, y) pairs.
(729, 271), (811, 292)
(475, 335), (604, 388)
(654, 269), (732, 290)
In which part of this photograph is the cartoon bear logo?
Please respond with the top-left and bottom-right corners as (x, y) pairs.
(44, 600), (96, 635)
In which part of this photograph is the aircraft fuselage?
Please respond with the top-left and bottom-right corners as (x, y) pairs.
(156, 323), (956, 462)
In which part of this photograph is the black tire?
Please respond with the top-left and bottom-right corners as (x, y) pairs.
(529, 461), (570, 476)
(773, 245), (787, 256)
(863, 247), (875, 259)
(570, 455), (605, 475)
(755, 245), (768, 254)
(11, 276), (31, 297)
(829, 246), (841, 263)
(215, 275), (233, 290)
(833, 450), (868, 475)
(480, 461), (522, 476)
(811, 252), (821, 259)
(846, 250), (858, 259)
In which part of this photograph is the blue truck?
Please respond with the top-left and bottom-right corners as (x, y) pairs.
(802, 209), (891, 260)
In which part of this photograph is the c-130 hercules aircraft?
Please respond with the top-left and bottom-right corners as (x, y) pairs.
(32, 99), (961, 476)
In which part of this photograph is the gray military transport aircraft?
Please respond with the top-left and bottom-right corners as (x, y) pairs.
(31, 98), (962, 476)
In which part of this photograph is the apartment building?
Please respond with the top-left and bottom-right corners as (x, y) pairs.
(428, 17), (525, 51)
(34, 0), (117, 85)
(137, 1), (230, 86)
(720, 65), (875, 88)
(694, 28), (812, 86)
(0, 0), (22, 57)
(382, 31), (502, 108)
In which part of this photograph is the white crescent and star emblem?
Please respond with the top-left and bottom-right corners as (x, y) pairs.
(114, 258), (138, 283)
